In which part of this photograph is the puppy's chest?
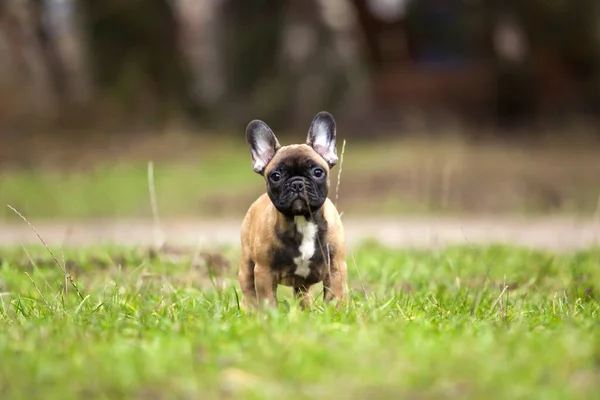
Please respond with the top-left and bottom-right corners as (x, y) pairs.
(272, 217), (328, 284)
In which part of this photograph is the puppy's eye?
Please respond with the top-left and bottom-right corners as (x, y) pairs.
(312, 168), (325, 178)
(269, 172), (282, 182)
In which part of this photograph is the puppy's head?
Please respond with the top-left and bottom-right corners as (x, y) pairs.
(246, 111), (338, 217)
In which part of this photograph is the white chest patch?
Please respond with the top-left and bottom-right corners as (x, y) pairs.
(293, 216), (318, 278)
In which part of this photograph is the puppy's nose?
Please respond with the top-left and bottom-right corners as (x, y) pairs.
(290, 180), (305, 193)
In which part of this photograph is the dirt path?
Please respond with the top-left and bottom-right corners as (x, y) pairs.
(1, 217), (599, 251)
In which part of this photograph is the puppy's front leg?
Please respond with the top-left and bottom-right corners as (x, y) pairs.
(293, 286), (313, 309)
(238, 259), (257, 309)
(323, 256), (348, 304)
(254, 264), (278, 307)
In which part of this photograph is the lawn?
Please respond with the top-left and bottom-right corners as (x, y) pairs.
(1, 135), (600, 221)
(1, 242), (599, 399)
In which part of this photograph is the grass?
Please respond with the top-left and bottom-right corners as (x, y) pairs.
(1, 242), (599, 399)
(0, 146), (255, 220)
(1, 136), (600, 221)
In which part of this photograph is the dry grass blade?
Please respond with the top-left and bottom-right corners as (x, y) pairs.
(6, 205), (85, 300)
(303, 187), (329, 275)
(302, 188), (331, 301)
(21, 244), (54, 293)
(187, 236), (204, 287)
(350, 252), (368, 300)
(24, 271), (51, 308)
(324, 243), (332, 297)
(334, 139), (347, 209)
(148, 161), (166, 250)
(594, 190), (600, 245)
(61, 249), (68, 296)
(488, 285), (509, 316)
(294, 139), (348, 304)
(0, 292), (6, 316)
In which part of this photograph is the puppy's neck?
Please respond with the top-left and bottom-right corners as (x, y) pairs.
(293, 215), (307, 225)
(293, 215), (313, 234)
(292, 209), (323, 225)
(276, 209), (323, 233)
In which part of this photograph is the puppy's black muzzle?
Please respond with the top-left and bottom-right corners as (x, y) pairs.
(268, 174), (325, 216)
(286, 178), (307, 195)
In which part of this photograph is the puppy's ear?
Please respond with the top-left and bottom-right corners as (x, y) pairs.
(246, 120), (281, 174)
(306, 111), (338, 168)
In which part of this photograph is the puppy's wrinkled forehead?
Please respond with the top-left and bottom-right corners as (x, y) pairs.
(264, 144), (329, 175)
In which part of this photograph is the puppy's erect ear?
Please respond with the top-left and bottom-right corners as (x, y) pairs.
(306, 111), (338, 168)
(246, 120), (281, 174)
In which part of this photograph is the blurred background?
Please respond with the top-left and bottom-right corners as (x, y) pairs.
(1, 0), (600, 224)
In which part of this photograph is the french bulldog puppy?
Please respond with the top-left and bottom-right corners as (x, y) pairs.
(239, 111), (347, 309)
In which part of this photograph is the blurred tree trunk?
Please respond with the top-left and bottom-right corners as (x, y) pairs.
(218, 0), (287, 128)
(79, 0), (200, 130)
(491, 2), (535, 130)
(174, 0), (225, 115)
(45, 0), (93, 108)
(29, 0), (68, 107)
(281, 0), (365, 128)
(0, 0), (55, 120)
(218, 0), (364, 131)
(514, 0), (600, 126)
(30, 0), (67, 100)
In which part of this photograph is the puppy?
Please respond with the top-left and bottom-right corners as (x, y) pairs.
(239, 111), (347, 309)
